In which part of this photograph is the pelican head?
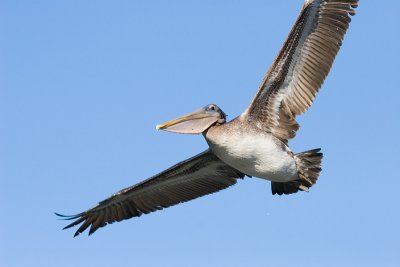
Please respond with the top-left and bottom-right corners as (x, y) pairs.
(156, 104), (226, 134)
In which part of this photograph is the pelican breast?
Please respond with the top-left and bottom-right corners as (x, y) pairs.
(205, 121), (298, 182)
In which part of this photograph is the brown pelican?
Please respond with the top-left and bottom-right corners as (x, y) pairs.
(57, 0), (358, 236)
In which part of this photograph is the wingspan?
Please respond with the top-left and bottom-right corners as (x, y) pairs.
(242, 0), (358, 142)
(57, 150), (244, 236)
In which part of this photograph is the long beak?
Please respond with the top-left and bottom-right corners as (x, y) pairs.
(156, 108), (220, 134)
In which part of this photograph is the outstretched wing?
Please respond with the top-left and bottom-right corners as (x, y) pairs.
(57, 150), (244, 236)
(242, 0), (358, 142)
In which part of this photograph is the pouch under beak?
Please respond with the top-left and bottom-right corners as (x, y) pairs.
(156, 108), (220, 134)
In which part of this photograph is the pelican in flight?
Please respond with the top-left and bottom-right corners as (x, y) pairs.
(58, 0), (358, 236)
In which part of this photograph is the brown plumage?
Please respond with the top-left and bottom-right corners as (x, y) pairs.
(57, 150), (243, 236)
(244, 0), (358, 143)
(57, 0), (358, 236)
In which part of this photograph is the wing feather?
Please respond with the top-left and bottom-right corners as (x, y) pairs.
(242, 0), (358, 142)
(57, 150), (244, 236)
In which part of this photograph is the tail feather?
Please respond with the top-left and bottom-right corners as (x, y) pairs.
(295, 148), (323, 188)
(271, 148), (323, 195)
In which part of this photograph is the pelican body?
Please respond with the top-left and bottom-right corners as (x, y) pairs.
(58, 0), (358, 236)
(156, 103), (319, 193)
(205, 120), (298, 183)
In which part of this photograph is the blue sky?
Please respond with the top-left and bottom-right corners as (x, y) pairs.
(1, 1), (399, 267)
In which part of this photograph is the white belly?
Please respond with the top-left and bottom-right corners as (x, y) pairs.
(206, 125), (298, 182)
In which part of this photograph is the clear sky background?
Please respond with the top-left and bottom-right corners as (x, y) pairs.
(1, 1), (399, 267)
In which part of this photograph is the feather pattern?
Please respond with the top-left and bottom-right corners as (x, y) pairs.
(242, 0), (358, 142)
(56, 150), (244, 236)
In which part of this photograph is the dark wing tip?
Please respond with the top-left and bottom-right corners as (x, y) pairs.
(55, 212), (69, 217)
(55, 212), (89, 236)
(55, 212), (81, 220)
(56, 211), (110, 236)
